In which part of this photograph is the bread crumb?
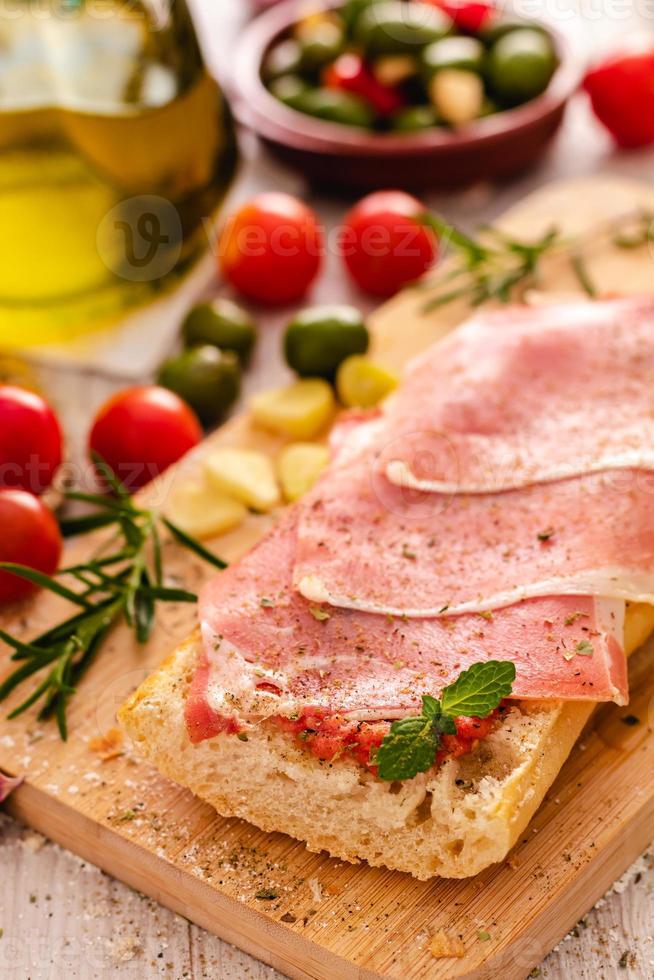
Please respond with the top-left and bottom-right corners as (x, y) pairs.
(429, 930), (466, 958)
(106, 934), (142, 963)
(89, 728), (124, 762)
(308, 878), (323, 905)
(21, 832), (45, 854)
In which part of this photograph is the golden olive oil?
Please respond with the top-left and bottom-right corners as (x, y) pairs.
(0, 1), (237, 347)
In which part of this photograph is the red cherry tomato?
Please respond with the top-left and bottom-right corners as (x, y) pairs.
(0, 386), (63, 495)
(583, 50), (654, 149)
(218, 193), (323, 306)
(340, 190), (439, 298)
(324, 53), (404, 116)
(89, 386), (202, 492)
(426, 0), (493, 33)
(0, 489), (62, 603)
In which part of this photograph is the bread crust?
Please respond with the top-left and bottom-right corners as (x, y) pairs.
(119, 604), (654, 879)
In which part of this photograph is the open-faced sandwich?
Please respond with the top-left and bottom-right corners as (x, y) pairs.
(120, 296), (654, 880)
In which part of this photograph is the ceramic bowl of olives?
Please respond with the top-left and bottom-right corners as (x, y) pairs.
(231, 0), (578, 191)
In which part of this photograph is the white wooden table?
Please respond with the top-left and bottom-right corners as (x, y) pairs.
(2, 2), (654, 978)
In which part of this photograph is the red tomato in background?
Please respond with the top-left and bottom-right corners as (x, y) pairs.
(218, 193), (323, 306)
(324, 53), (405, 116)
(583, 50), (654, 149)
(89, 386), (202, 492)
(0, 489), (62, 603)
(427, 0), (493, 33)
(340, 190), (439, 297)
(0, 386), (63, 495)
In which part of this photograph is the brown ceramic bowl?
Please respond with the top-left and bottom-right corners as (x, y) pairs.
(231, 0), (580, 192)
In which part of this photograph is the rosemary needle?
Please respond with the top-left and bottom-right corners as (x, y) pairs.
(570, 251), (597, 298)
(0, 457), (227, 740)
(611, 210), (654, 249)
(419, 221), (570, 313)
(415, 209), (651, 312)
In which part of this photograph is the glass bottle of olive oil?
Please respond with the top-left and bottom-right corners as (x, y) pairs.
(0, 0), (237, 347)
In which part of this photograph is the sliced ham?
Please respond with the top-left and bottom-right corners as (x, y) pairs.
(185, 652), (242, 744)
(328, 408), (384, 466)
(189, 512), (628, 745)
(188, 298), (654, 745)
(0, 771), (22, 802)
(377, 297), (654, 494)
(295, 448), (654, 617)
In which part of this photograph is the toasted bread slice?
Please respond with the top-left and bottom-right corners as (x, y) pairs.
(119, 604), (654, 880)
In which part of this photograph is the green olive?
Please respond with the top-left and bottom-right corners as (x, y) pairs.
(487, 29), (557, 105)
(284, 305), (370, 380)
(341, 0), (383, 33)
(181, 299), (257, 364)
(263, 39), (303, 81)
(480, 17), (549, 45)
(393, 104), (440, 132)
(157, 345), (241, 426)
(421, 36), (485, 80)
(269, 74), (310, 105)
(480, 96), (498, 117)
(355, 1), (451, 57)
(285, 87), (375, 128)
(298, 21), (344, 69)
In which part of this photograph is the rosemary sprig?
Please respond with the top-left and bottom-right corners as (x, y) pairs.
(570, 251), (597, 299)
(415, 205), (654, 313)
(0, 458), (226, 739)
(611, 210), (654, 249)
(418, 216), (595, 313)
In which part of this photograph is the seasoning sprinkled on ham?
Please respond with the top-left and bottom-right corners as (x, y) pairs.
(295, 454), (654, 617)
(188, 298), (654, 761)
(379, 297), (654, 494)
(189, 512), (628, 746)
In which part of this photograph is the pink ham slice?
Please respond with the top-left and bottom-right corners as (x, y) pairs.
(377, 297), (654, 494)
(188, 512), (628, 743)
(329, 408), (382, 460)
(295, 447), (654, 617)
(185, 653), (241, 743)
(0, 772), (22, 802)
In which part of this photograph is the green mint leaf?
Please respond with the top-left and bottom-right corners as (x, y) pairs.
(421, 695), (441, 720)
(376, 716), (441, 782)
(440, 661), (516, 719)
(375, 660), (516, 781)
(434, 713), (457, 736)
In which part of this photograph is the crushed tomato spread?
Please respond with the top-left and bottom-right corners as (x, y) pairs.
(271, 705), (506, 773)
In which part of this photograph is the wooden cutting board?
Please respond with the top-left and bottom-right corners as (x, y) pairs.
(3, 175), (654, 980)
